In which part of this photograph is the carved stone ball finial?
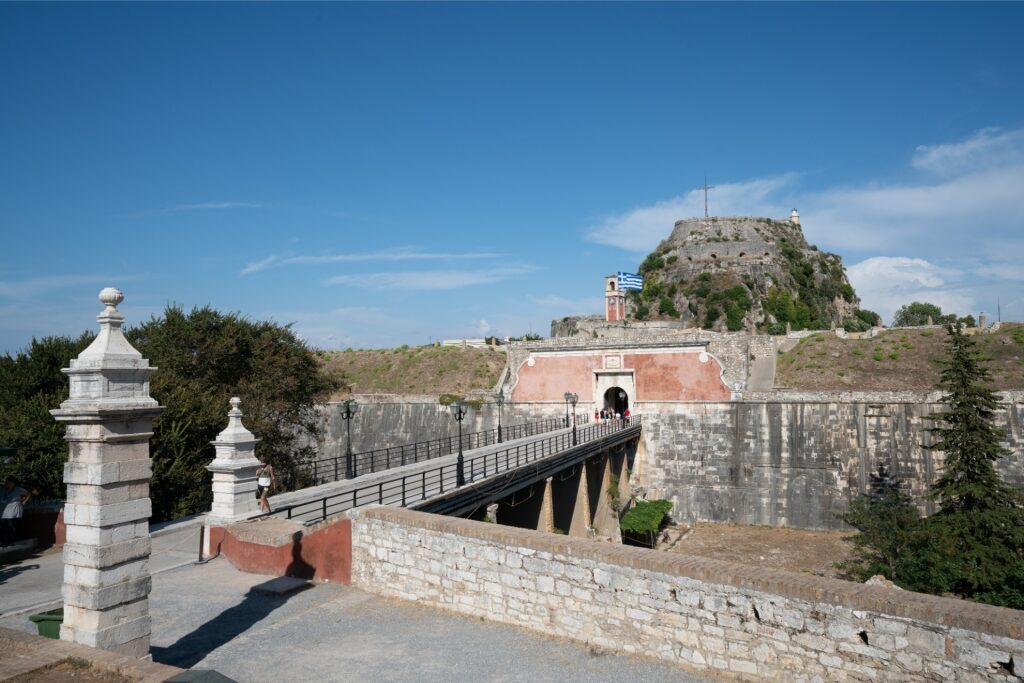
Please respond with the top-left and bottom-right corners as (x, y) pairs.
(99, 287), (124, 311)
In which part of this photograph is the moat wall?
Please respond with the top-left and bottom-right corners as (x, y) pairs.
(352, 506), (1024, 682)
(637, 392), (1024, 530)
(315, 395), (567, 459)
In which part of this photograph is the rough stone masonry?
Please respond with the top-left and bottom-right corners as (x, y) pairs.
(352, 506), (1024, 682)
(51, 289), (163, 657)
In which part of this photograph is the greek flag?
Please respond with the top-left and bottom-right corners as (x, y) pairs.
(617, 272), (644, 291)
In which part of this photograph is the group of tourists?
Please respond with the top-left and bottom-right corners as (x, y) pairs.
(595, 407), (631, 423)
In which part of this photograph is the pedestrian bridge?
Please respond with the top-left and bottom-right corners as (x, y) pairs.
(265, 416), (642, 538)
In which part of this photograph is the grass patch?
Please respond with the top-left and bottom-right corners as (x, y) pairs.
(920, 330), (934, 337)
(888, 351), (899, 361)
(873, 351), (884, 362)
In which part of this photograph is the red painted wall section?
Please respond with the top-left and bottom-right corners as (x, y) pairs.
(206, 517), (352, 584)
(627, 352), (731, 401)
(512, 350), (731, 402)
(511, 355), (598, 403)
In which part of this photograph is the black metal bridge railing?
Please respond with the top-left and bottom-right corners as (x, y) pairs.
(308, 414), (591, 484)
(270, 415), (641, 524)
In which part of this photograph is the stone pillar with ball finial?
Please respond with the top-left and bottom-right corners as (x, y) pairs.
(206, 397), (261, 525)
(51, 288), (163, 658)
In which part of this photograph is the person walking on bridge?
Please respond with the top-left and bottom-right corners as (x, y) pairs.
(256, 461), (276, 514)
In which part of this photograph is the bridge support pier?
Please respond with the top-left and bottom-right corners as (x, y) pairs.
(551, 465), (591, 538)
(493, 481), (550, 532)
(586, 454), (620, 541)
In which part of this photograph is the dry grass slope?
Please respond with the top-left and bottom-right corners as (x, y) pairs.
(321, 345), (506, 398)
(775, 322), (1024, 391)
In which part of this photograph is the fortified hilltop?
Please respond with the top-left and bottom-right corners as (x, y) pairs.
(624, 211), (867, 334)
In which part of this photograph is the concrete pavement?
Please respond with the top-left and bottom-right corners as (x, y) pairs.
(0, 516), (202, 618)
(1, 558), (711, 683)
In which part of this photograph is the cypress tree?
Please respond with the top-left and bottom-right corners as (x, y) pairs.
(925, 323), (1024, 605)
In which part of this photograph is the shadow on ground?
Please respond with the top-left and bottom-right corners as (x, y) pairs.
(151, 584), (303, 669)
(0, 563), (40, 586)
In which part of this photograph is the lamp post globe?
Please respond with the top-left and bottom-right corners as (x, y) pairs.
(563, 391), (572, 428)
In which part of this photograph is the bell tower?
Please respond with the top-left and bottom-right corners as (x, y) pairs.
(605, 275), (625, 322)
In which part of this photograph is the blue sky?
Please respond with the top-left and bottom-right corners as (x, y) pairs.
(2, 2), (1023, 352)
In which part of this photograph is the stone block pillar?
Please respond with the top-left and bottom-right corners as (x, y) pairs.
(206, 398), (261, 525)
(51, 288), (163, 658)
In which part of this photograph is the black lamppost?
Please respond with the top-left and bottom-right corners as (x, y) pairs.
(495, 392), (504, 444)
(341, 398), (358, 479)
(563, 392), (572, 428)
(567, 392), (578, 445)
(450, 402), (470, 486)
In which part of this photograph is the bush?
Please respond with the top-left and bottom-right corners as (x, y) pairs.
(837, 467), (922, 582)
(638, 253), (665, 275)
(621, 499), (673, 547)
(658, 296), (679, 317)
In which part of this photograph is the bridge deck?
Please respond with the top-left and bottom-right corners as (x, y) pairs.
(267, 417), (641, 524)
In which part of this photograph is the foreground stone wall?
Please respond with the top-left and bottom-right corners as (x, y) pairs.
(352, 507), (1024, 682)
(637, 392), (1024, 530)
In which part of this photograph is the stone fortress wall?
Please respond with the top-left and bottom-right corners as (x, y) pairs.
(637, 393), (1024, 530)
(315, 394), (564, 459)
(314, 322), (1023, 531)
(352, 506), (1024, 682)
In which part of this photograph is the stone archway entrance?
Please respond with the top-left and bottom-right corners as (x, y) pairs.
(603, 386), (629, 415)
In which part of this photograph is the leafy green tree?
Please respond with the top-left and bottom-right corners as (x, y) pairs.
(0, 307), (337, 520)
(892, 302), (950, 327)
(924, 323), (1024, 605)
(127, 306), (338, 520)
(837, 466), (924, 582)
(0, 333), (95, 498)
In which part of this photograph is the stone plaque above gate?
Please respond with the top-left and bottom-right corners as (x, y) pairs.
(604, 355), (621, 369)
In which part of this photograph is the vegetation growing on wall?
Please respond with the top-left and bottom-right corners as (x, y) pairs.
(620, 498), (672, 547)
(628, 218), (860, 332)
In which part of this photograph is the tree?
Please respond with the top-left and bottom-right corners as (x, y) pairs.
(924, 323), (1024, 605)
(0, 307), (337, 521)
(0, 333), (95, 499)
(127, 306), (338, 520)
(892, 301), (951, 327)
(838, 466), (922, 581)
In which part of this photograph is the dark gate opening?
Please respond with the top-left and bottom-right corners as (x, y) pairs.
(603, 387), (629, 416)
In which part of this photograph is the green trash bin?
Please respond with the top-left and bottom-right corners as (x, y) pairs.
(28, 608), (63, 639)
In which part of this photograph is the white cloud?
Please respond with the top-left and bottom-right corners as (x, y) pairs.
(324, 266), (536, 291)
(911, 127), (1024, 176)
(241, 247), (502, 275)
(847, 256), (975, 324)
(586, 175), (795, 252)
(266, 306), (416, 349)
(172, 202), (263, 211)
(474, 319), (492, 336)
(0, 275), (134, 302)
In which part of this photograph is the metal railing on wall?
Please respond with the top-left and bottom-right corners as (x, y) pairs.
(307, 414), (592, 484)
(268, 416), (641, 525)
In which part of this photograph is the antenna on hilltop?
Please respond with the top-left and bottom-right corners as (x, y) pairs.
(695, 177), (715, 218)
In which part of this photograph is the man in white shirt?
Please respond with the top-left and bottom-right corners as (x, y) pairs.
(1, 476), (31, 546)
